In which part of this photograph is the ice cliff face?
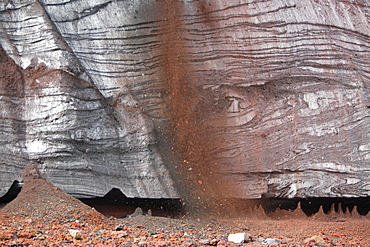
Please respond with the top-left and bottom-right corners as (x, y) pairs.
(0, 0), (370, 199)
(0, 46), (178, 199)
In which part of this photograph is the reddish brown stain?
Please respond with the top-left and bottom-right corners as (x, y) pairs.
(0, 46), (25, 97)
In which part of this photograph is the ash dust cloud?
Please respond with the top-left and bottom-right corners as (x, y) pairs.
(156, 0), (241, 218)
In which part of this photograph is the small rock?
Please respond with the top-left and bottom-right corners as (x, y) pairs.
(7, 240), (17, 246)
(33, 233), (45, 240)
(147, 209), (152, 216)
(227, 233), (252, 243)
(24, 218), (33, 224)
(185, 240), (196, 247)
(115, 224), (124, 231)
(138, 241), (149, 247)
(68, 229), (82, 240)
(217, 239), (227, 246)
(261, 238), (282, 245)
(303, 235), (326, 246)
(199, 239), (210, 245)
(280, 237), (293, 244)
(154, 241), (168, 247)
(111, 231), (128, 238)
(311, 235), (326, 244)
(210, 238), (220, 245)
(134, 237), (147, 243)
(303, 237), (316, 246)
(256, 237), (265, 242)
(210, 238), (220, 246)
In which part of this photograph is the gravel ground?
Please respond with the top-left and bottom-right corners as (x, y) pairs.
(1, 165), (369, 246)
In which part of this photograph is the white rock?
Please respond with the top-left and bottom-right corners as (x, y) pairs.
(262, 238), (282, 245)
(227, 233), (249, 243)
(68, 229), (82, 240)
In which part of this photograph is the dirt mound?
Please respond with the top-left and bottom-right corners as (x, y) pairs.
(1, 164), (109, 225)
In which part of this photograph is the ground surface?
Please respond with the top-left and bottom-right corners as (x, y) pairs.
(0, 166), (369, 246)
